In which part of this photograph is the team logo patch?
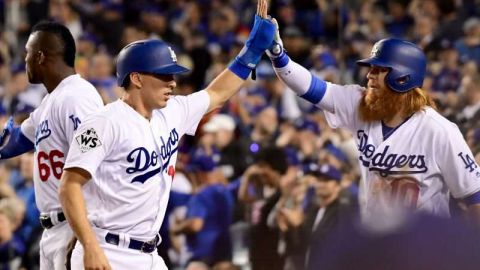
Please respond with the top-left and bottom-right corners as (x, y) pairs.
(75, 128), (102, 153)
(168, 46), (177, 62)
(371, 41), (383, 57)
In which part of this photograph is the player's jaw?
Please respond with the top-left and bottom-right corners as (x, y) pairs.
(142, 73), (176, 109)
(359, 85), (404, 122)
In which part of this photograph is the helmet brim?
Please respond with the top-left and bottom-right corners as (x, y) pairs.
(151, 64), (190, 75)
(356, 57), (392, 68)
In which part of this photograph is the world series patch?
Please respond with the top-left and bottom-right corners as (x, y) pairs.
(75, 128), (102, 153)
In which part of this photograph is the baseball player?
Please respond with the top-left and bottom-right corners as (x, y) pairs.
(265, 24), (480, 228)
(58, 1), (275, 269)
(0, 21), (103, 269)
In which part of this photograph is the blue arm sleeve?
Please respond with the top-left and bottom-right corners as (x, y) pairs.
(0, 127), (35, 159)
(300, 75), (327, 104)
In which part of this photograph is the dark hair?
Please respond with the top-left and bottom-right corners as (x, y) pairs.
(255, 146), (288, 175)
(32, 21), (76, 67)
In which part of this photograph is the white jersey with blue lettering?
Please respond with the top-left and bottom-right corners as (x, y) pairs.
(318, 83), (480, 221)
(20, 74), (104, 213)
(64, 90), (210, 241)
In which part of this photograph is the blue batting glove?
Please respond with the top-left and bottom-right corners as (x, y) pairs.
(0, 116), (14, 146)
(229, 15), (276, 79)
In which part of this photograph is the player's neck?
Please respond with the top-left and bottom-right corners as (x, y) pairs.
(121, 93), (152, 120)
(382, 111), (407, 128)
(43, 67), (75, 93)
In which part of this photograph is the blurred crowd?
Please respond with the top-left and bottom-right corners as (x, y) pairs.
(0, 0), (479, 269)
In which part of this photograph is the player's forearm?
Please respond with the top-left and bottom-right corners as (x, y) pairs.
(59, 170), (99, 249)
(0, 127), (34, 159)
(271, 54), (327, 105)
(205, 69), (245, 112)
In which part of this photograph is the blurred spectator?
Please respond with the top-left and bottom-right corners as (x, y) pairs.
(76, 32), (99, 58)
(455, 17), (480, 65)
(273, 163), (356, 270)
(121, 24), (150, 48)
(457, 74), (480, 130)
(0, 66), (38, 118)
(310, 46), (339, 83)
(206, 9), (237, 56)
(384, 0), (414, 39)
(282, 26), (310, 66)
(88, 52), (119, 103)
(431, 45), (461, 94)
(410, 15), (438, 54)
(239, 146), (289, 270)
(203, 114), (249, 181)
(247, 106), (279, 152)
(69, 0), (125, 54)
(140, 7), (182, 46)
(254, 61), (302, 121)
(49, 0), (83, 40)
(171, 151), (235, 267)
(0, 206), (25, 270)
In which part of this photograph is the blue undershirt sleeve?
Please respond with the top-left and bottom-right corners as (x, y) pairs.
(0, 127), (35, 159)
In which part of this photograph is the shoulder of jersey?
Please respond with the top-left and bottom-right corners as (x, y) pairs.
(327, 82), (364, 93)
(82, 103), (117, 123)
(420, 108), (458, 133)
(58, 77), (102, 100)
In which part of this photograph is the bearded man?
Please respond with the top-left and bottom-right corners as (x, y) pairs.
(265, 23), (480, 230)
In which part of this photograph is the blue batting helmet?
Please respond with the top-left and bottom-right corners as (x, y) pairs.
(116, 39), (189, 87)
(357, 38), (426, 93)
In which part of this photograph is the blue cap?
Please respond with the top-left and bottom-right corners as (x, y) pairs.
(317, 51), (337, 68)
(304, 163), (342, 181)
(187, 148), (218, 172)
(256, 61), (276, 80)
(325, 143), (348, 163)
(78, 32), (99, 45)
(294, 118), (320, 134)
(285, 147), (300, 166)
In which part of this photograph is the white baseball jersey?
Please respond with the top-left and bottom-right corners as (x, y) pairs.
(21, 74), (103, 213)
(318, 83), (480, 220)
(64, 90), (210, 241)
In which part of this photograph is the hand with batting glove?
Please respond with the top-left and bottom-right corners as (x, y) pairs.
(0, 116), (14, 147)
(266, 18), (285, 59)
(229, 0), (276, 79)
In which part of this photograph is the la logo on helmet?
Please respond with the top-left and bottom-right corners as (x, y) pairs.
(168, 47), (177, 62)
(370, 41), (383, 58)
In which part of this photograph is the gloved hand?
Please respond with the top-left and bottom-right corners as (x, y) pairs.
(235, 15), (276, 69)
(0, 116), (13, 146)
(266, 18), (285, 59)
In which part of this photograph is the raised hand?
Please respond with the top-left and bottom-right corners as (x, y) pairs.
(233, 0), (276, 71)
(266, 18), (285, 59)
(257, 0), (268, 18)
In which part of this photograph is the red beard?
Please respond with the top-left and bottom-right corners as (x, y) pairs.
(359, 86), (405, 122)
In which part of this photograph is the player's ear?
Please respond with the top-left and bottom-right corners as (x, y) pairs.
(129, 72), (142, 89)
(37, 51), (45, 65)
